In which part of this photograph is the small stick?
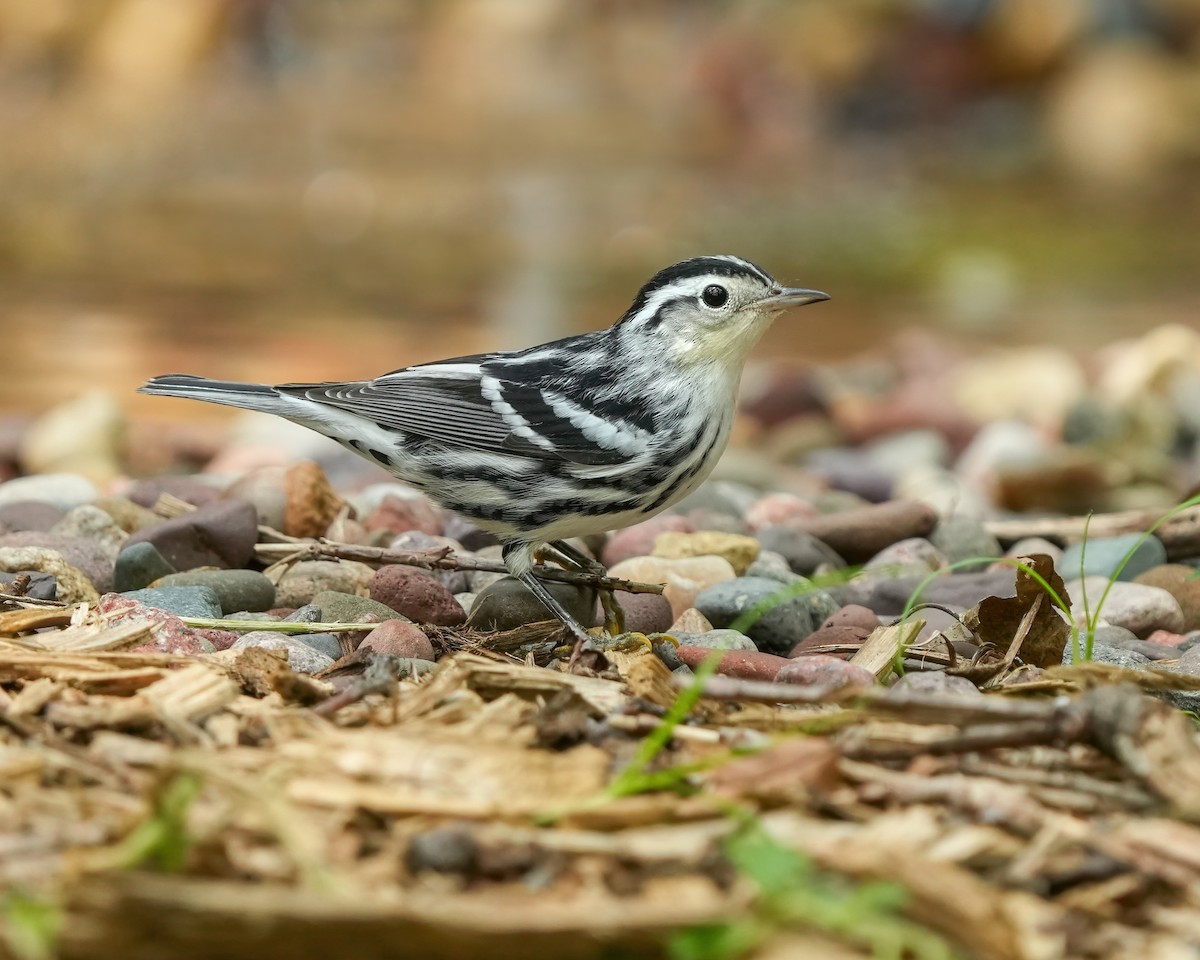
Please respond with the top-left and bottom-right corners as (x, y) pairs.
(255, 537), (665, 595)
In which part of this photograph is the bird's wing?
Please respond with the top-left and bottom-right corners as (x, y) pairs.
(278, 362), (652, 466)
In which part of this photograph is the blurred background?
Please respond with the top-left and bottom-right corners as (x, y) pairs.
(2, 0), (1199, 435)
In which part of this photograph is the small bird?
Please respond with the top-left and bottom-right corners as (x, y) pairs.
(140, 255), (828, 660)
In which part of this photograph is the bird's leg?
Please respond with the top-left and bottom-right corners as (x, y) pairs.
(544, 540), (625, 635)
(504, 542), (596, 671)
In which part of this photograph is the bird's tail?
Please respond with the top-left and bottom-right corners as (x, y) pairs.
(138, 375), (292, 417)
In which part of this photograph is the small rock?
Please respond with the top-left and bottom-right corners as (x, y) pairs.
(364, 494), (443, 536)
(802, 448), (893, 502)
(310, 590), (404, 624)
(284, 460), (346, 538)
(127, 476), (222, 510)
(683, 508), (748, 534)
(221, 466), (287, 530)
(1066, 577), (1184, 637)
(601, 515), (694, 567)
(407, 827), (476, 874)
(0, 473), (98, 510)
(0, 571), (57, 601)
(98, 593), (214, 655)
(121, 586), (223, 619)
(269, 559), (375, 608)
(820, 605), (880, 632)
(0, 547), (98, 603)
(694, 576), (835, 656)
(1145, 629), (1188, 647)
(600, 591), (674, 634)
(1089, 624), (1178, 661)
(0, 501), (65, 532)
(113, 541), (178, 592)
(284, 604), (324, 623)
(466, 545), (508, 593)
(292, 632), (343, 660)
(1063, 638), (1150, 670)
(387, 532), (469, 593)
(1060, 533), (1166, 582)
(153, 570), (276, 615)
(359, 620), (436, 660)
(862, 537), (947, 577)
(788, 625), (871, 659)
(467, 577), (595, 632)
(777, 656), (876, 688)
(653, 531), (761, 574)
(1134, 564), (1200, 632)
(745, 492), (819, 530)
(442, 514), (500, 551)
(454, 592), (476, 613)
(888, 673), (981, 696)
(607, 555), (737, 619)
(0, 532), (113, 592)
(654, 640), (684, 670)
(51, 504), (127, 560)
(670, 629), (756, 651)
(753, 526), (846, 575)
(930, 516), (1001, 570)
(744, 549), (800, 584)
(675, 646), (790, 681)
(669, 608), (714, 633)
(784, 499), (939, 565)
(19, 392), (123, 482)
(123, 499), (258, 571)
(94, 497), (162, 534)
(1003, 537), (1064, 566)
(229, 632), (334, 674)
(836, 570), (1017, 617)
(370, 566), (466, 625)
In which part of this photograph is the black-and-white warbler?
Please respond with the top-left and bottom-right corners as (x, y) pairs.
(140, 255), (828, 656)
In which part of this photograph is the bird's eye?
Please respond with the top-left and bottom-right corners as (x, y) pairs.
(701, 284), (728, 308)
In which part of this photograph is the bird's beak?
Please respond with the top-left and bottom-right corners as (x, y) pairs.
(760, 287), (831, 308)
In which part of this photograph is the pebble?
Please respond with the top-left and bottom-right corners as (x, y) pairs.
(1089, 624), (1178, 661)
(598, 591), (674, 634)
(0, 547), (98, 604)
(127, 476), (222, 509)
(1145, 629), (1188, 647)
(887, 672), (981, 697)
(0, 532), (113, 592)
(674, 646), (789, 681)
(1062, 637), (1150, 670)
(121, 586), (223, 619)
(1060, 533), (1166, 582)
(669, 608), (714, 633)
(821, 605), (881, 632)
(785, 499), (939, 564)
(358, 620), (436, 660)
(607, 555), (737, 619)
(788, 625), (872, 659)
(292, 632), (343, 660)
(441, 514), (499, 551)
(0, 501), (65, 532)
(229, 632), (335, 674)
(370, 566), (466, 625)
(221, 466), (287, 530)
(0, 473), (98, 511)
(0, 571), (57, 601)
(1066, 577), (1185, 637)
(694, 576), (835, 656)
(652, 531), (761, 575)
(51, 505), (127, 560)
(282, 460), (346, 538)
(114, 541), (178, 592)
(752, 526), (846, 575)
(123, 499), (258, 571)
(1003, 537), (1064, 566)
(310, 590), (404, 624)
(836, 569), (1017, 617)
(269, 559), (375, 608)
(1133, 564), (1200, 632)
(467, 577), (595, 632)
(777, 656), (876, 688)
(601, 515), (694, 568)
(802, 448), (893, 502)
(862, 537), (947, 577)
(670, 629), (757, 652)
(387, 532), (469, 593)
(153, 570), (276, 615)
(94, 497), (161, 534)
(744, 492), (818, 530)
(466, 545), (508, 593)
(284, 604), (324, 623)
(744, 549), (800, 584)
(98, 593), (215, 655)
(929, 516), (1002, 570)
(363, 494), (443, 536)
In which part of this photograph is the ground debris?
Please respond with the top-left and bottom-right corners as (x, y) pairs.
(5, 616), (1200, 960)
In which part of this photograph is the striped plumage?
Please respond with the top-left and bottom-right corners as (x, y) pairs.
(140, 255), (828, 657)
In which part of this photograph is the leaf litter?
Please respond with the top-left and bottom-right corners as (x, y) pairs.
(4, 584), (1200, 960)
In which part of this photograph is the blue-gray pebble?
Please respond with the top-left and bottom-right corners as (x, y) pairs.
(1059, 533), (1166, 582)
(122, 585), (222, 619)
(694, 576), (832, 656)
(292, 632), (342, 660)
(114, 541), (177, 592)
(153, 569), (276, 614)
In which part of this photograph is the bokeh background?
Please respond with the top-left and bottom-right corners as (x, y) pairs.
(3, 0), (1199, 420)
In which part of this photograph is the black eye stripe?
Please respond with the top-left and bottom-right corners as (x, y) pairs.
(701, 284), (729, 308)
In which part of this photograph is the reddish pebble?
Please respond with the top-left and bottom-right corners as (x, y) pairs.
(676, 645), (789, 681)
(602, 515), (694, 567)
(359, 620), (435, 660)
(370, 566), (466, 625)
(1145, 629), (1188, 647)
(745, 493), (817, 531)
(363, 495), (444, 536)
(777, 655), (876, 689)
(820, 604), (880, 632)
(788, 625), (872, 659)
(593, 591), (674, 633)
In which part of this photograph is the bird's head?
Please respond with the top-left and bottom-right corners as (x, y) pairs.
(616, 255), (828, 366)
